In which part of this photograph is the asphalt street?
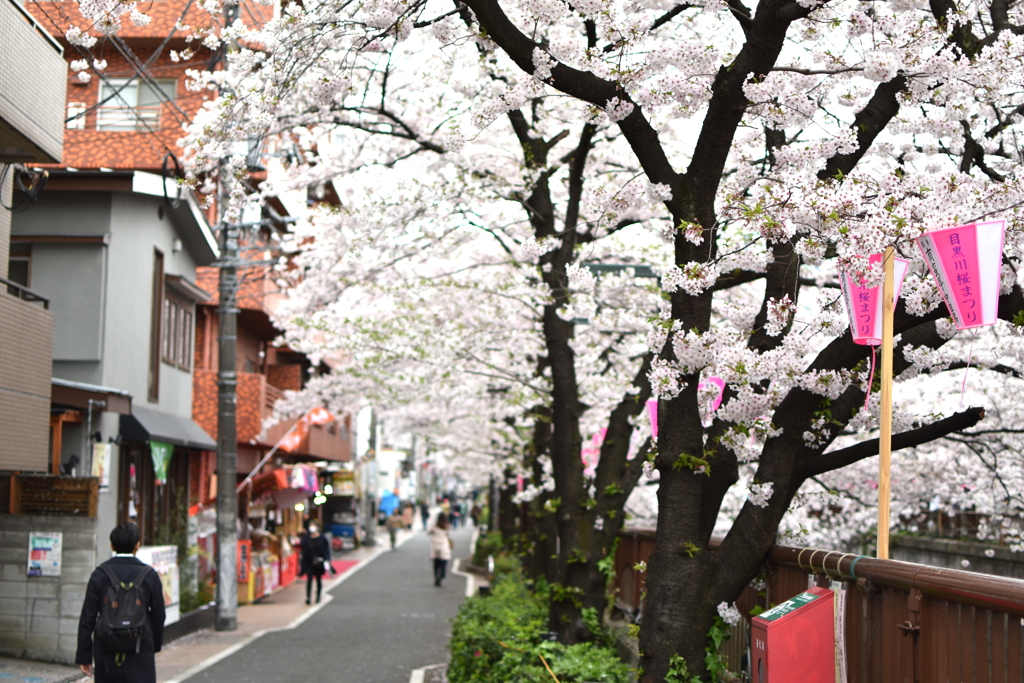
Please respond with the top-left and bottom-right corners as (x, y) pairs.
(183, 525), (473, 683)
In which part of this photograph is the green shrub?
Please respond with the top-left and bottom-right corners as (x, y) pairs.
(449, 570), (631, 683)
(472, 531), (505, 568)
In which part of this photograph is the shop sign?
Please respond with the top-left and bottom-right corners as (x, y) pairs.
(237, 540), (252, 582)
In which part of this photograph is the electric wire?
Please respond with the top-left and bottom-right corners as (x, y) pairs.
(62, 0), (196, 125)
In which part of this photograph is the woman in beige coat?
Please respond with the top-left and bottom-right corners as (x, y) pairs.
(427, 513), (452, 586)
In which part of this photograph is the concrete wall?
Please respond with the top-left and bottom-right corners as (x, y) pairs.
(891, 535), (1024, 580)
(0, 515), (98, 665)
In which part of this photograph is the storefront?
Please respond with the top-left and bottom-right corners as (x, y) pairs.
(118, 405), (217, 547)
(237, 463), (320, 603)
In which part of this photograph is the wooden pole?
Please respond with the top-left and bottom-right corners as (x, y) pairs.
(877, 246), (896, 559)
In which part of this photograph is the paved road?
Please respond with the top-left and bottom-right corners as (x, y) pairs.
(184, 525), (473, 683)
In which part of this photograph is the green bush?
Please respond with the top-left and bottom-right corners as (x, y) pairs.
(449, 571), (631, 683)
(472, 531), (505, 568)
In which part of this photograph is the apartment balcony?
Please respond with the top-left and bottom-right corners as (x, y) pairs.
(0, 283), (54, 473)
(192, 369), (350, 462)
(0, 0), (65, 163)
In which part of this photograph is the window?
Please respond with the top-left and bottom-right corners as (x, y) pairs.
(7, 242), (31, 287)
(96, 78), (176, 131)
(162, 294), (193, 370)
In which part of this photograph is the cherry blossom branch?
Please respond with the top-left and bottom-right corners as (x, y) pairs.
(799, 407), (986, 478)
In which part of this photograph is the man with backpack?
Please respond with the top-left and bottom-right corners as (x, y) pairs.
(76, 522), (166, 682)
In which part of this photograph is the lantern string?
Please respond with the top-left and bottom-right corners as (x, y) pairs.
(959, 329), (978, 410)
(864, 345), (877, 411)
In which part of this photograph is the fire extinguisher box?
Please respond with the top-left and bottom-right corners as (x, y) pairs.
(751, 585), (835, 683)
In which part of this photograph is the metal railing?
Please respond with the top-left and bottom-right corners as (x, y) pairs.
(615, 528), (1024, 681)
(1, 275), (49, 309)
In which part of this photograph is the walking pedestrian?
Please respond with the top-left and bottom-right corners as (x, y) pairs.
(470, 502), (482, 527)
(419, 501), (430, 530)
(428, 513), (453, 587)
(385, 507), (405, 550)
(75, 522), (165, 683)
(401, 502), (414, 529)
(299, 523), (334, 604)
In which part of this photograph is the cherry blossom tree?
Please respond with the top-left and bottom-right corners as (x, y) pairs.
(65, 0), (1024, 674)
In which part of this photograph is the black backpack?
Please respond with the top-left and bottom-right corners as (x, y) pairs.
(94, 564), (153, 656)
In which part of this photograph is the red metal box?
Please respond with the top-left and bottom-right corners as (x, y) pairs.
(751, 585), (835, 683)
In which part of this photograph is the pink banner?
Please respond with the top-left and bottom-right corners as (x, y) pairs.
(917, 220), (1005, 330)
(839, 253), (909, 346)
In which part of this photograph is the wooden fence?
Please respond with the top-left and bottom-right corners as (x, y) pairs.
(616, 528), (1024, 682)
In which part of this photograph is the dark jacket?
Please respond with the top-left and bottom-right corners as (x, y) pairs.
(299, 533), (331, 577)
(76, 556), (166, 683)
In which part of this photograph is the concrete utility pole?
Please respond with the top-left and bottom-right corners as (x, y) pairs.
(363, 409), (378, 546)
(215, 0), (241, 632)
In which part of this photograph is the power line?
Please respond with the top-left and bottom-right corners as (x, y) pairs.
(60, 0), (196, 125)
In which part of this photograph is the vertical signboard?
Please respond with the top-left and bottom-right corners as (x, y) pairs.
(136, 545), (181, 625)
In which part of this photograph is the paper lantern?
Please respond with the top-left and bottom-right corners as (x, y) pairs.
(839, 252), (909, 345)
(646, 376), (725, 439)
(917, 220), (1006, 330)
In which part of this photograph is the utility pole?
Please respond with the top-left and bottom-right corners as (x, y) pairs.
(215, 0), (241, 632)
(363, 409), (378, 546)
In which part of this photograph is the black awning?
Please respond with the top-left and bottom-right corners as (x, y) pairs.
(120, 405), (217, 450)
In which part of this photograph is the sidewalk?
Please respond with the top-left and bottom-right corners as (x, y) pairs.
(0, 525), (440, 683)
(0, 657), (82, 683)
(157, 528), (413, 682)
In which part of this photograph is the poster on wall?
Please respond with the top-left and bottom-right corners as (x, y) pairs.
(27, 532), (63, 577)
(92, 443), (111, 489)
(136, 545), (181, 625)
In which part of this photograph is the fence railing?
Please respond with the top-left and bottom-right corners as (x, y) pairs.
(1, 275), (50, 308)
(615, 528), (1024, 682)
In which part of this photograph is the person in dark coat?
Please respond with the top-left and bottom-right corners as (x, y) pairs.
(298, 522), (334, 604)
(76, 522), (165, 682)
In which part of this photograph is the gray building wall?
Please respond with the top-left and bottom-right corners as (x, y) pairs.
(11, 184), (209, 613)
(0, 515), (98, 665)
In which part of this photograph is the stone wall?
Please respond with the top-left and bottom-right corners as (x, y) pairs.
(0, 515), (98, 665)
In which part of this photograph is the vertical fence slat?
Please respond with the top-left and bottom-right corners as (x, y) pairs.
(897, 589), (915, 683)
(992, 611), (1006, 683)
(1010, 616), (1023, 683)
(949, 602), (964, 683)
(964, 604), (978, 683)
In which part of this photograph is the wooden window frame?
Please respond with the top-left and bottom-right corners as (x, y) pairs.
(162, 292), (194, 371)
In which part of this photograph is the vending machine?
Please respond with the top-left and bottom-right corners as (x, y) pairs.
(751, 585), (835, 683)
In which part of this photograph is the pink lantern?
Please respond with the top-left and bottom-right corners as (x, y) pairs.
(916, 220), (1006, 330)
(581, 428), (607, 477)
(839, 253), (909, 345)
(646, 376), (725, 439)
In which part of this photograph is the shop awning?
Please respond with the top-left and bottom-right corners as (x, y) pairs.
(120, 405), (217, 450)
